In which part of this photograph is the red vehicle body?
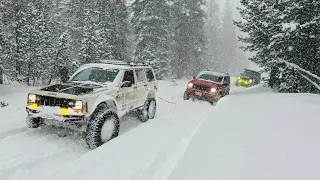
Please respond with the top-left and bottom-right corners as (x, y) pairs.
(183, 71), (230, 104)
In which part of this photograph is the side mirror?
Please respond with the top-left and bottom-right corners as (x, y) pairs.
(121, 81), (132, 88)
(193, 76), (196, 79)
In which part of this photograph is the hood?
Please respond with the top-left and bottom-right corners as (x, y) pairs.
(40, 82), (104, 96)
(191, 79), (221, 88)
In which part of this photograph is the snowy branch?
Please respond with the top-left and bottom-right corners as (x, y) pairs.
(284, 61), (320, 81)
(281, 61), (320, 91)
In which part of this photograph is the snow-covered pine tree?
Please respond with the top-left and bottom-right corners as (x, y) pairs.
(220, 0), (238, 74)
(170, 0), (206, 78)
(235, 0), (283, 69)
(79, 3), (99, 64)
(131, 0), (172, 79)
(204, 0), (222, 72)
(108, 0), (130, 61)
(282, 0), (320, 77)
(0, 0), (30, 78)
(236, 0), (320, 93)
(65, 0), (87, 60)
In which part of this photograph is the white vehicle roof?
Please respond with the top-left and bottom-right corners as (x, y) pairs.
(198, 70), (229, 77)
(82, 63), (152, 70)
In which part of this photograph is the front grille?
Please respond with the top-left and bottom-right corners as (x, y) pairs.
(37, 95), (75, 108)
(193, 84), (211, 93)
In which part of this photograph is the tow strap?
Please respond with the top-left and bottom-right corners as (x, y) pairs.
(158, 97), (176, 105)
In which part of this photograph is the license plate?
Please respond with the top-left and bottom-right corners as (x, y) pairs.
(195, 92), (202, 96)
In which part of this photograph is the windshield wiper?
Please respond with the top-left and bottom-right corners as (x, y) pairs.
(69, 81), (105, 87)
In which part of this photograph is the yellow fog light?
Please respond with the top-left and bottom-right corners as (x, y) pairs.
(60, 108), (68, 115)
(244, 81), (249, 85)
(31, 103), (39, 109)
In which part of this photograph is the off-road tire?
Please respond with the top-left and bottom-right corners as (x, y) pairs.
(183, 91), (190, 100)
(26, 117), (41, 128)
(86, 104), (120, 149)
(137, 98), (157, 122)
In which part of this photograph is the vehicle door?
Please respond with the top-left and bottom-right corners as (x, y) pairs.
(134, 69), (148, 107)
(145, 68), (157, 92)
(221, 76), (230, 95)
(119, 70), (137, 110)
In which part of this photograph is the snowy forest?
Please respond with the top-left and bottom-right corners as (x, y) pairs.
(0, 0), (319, 94)
(0, 0), (244, 85)
(236, 0), (320, 93)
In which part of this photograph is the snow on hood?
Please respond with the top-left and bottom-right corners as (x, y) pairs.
(40, 82), (108, 96)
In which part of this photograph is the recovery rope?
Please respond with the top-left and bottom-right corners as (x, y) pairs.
(158, 97), (176, 105)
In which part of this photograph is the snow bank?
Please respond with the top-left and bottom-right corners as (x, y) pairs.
(166, 92), (320, 180)
(0, 84), (36, 134)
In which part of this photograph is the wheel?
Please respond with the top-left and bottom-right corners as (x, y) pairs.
(183, 91), (190, 100)
(210, 94), (221, 104)
(26, 117), (41, 128)
(86, 104), (120, 149)
(138, 98), (157, 122)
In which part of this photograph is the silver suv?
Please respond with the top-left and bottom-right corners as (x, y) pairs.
(26, 60), (158, 149)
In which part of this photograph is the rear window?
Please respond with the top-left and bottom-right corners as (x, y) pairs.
(146, 69), (155, 82)
(198, 74), (223, 83)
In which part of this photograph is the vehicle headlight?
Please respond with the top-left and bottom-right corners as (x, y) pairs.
(28, 94), (36, 103)
(210, 87), (217, 94)
(187, 83), (193, 89)
(249, 79), (253, 83)
(74, 100), (83, 110)
(237, 77), (241, 80)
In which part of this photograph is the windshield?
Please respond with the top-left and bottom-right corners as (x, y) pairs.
(70, 67), (119, 84)
(198, 74), (223, 83)
(241, 70), (259, 78)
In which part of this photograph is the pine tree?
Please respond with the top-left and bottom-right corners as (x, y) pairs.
(132, 0), (172, 79)
(220, 0), (238, 74)
(204, 0), (222, 72)
(108, 0), (130, 61)
(79, 4), (99, 64)
(171, 0), (206, 78)
(236, 0), (320, 93)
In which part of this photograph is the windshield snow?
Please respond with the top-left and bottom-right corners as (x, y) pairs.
(198, 74), (223, 83)
(70, 67), (119, 84)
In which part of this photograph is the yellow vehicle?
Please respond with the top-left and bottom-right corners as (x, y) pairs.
(236, 69), (261, 87)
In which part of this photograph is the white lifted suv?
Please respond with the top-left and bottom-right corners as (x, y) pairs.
(26, 60), (158, 149)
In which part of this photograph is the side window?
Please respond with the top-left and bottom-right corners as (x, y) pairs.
(122, 70), (135, 87)
(223, 77), (230, 84)
(146, 69), (155, 82)
(135, 69), (146, 82)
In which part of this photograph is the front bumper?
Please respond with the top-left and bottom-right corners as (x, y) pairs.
(186, 89), (216, 102)
(235, 80), (253, 87)
(26, 107), (87, 132)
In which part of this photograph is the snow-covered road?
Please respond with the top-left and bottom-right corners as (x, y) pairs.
(3, 79), (315, 180)
(1, 79), (242, 180)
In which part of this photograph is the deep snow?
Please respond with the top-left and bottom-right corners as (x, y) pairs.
(1, 79), (320, 180)
(166, 90), (320, 180)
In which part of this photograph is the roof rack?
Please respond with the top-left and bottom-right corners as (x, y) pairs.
(206, 69), (229, 76)
(97, 59), (150, 67)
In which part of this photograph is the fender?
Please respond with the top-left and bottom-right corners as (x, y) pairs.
(142, 89), (156, 102)
(85, 94), (120, 118)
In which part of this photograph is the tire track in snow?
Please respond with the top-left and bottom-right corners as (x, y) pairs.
(156, 106), (214, 180)
(0, 127), (27, 140)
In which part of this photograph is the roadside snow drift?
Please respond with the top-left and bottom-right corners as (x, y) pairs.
(166, 92), (320, 180)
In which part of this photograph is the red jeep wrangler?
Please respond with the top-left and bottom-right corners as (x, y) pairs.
(183, 71), (230, 104)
